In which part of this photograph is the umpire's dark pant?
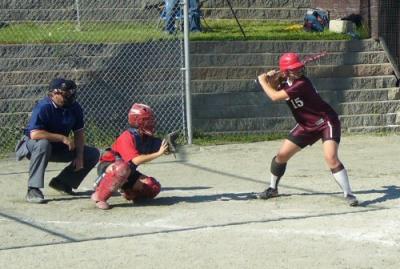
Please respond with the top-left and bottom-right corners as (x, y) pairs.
(25, 139), (100, 189)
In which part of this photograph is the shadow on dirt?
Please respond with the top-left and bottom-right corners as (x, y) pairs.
(357, 185), (400, 206)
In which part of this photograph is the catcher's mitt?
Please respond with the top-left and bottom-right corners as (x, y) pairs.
(164, 130), (179, 158)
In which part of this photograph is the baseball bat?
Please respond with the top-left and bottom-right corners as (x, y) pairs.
(255, 51), (328, 88)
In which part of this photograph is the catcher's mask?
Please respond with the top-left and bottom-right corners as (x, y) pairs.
(49, 78), (77, 107)
(128, 103), (156, 136)
(279, 53), (305, 73)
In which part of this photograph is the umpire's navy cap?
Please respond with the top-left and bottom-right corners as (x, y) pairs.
(49, 78), (77, 92)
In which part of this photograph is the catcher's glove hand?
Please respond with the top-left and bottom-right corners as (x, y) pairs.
(164, 130), (179, 158)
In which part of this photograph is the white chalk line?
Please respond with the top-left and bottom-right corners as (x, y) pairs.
(244, 227), (400, 247)
(1, 215), (399, 248)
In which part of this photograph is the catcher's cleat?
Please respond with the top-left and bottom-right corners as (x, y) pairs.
(91, 192), (110, 210)
(49, 178), (75, 195)
(165, 130), (179, 158)
(256, 187), (278, 200)
(345, 194), (359, 207)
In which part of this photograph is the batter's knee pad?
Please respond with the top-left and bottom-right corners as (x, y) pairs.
(271, 156), (287, 177)
(93, 160), (130, 202)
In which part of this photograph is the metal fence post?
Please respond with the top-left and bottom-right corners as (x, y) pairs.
(183, 0), (193, 144)
(75, 0), (81, 31)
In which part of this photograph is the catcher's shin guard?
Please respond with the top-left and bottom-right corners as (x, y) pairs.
(92, 160), (130, 203)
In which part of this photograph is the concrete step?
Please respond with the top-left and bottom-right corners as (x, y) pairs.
(191, 76), (398, 94)
(191, 63), (393, 80)
(0, 42), (181, 59)
(0, 80), (183, 99)
(190, 40), (383, 54)
(338, 100), (400, 115)
(191, 88), (400, 114)
(347, 125), (400, 133)
(0, 8), (160, 22)
(0, 0), (151, 9)
(0, 99), (37, 113)
(0, 68), (183, 86)
(0, 84), (46, 99)
(303, 88), (400, 104)
(193, 113), (400, 134)
(192, 102), (291, 119)
(0, 0), (74, 9)
(340, 113), (399, 129)
(193, 116), (295, 133)
(0, 54), (181, 72)
(0, 0), (311, 22)
(0, 112), (30, 128)
(0, 0), (311, 9)
(336, 88), (400, 102)
(191, 51), (389, 67)
(201, 0), (312, 8)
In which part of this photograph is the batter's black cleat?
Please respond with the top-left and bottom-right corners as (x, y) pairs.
(26, 188), (45, 204)
(256, 187), (278, 199)
(345, 194), (358, 207)
(49, 178), (75, 195)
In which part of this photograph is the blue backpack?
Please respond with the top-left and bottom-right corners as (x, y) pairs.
(304, 8), (329, 32)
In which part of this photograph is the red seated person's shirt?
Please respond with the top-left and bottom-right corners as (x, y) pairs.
(111, 130), (140, 162)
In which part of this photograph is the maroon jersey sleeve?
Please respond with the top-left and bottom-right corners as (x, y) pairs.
(111, 130), (140, 162)
(283, 77), (338, 131)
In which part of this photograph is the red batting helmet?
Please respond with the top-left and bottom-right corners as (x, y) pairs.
(128, 103), (156, 136)
(279, 53), (304, 72)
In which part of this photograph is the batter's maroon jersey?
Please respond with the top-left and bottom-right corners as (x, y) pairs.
(282, 77), (338, 131)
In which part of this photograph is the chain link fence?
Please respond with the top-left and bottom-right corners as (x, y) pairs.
(0, 0), (187, 159)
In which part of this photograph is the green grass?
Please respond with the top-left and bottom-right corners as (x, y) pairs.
(0, 22), (178, 44)
(0, 20), (368, 44)
(191, 20), (368, 41)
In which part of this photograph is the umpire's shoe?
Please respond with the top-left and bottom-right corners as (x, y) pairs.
(26, 188), (45, 203)
(49, 178), (75, 195)
(256, 187), (278, 199)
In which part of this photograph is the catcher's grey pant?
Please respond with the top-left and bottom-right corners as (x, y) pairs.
(25, 139), (100, 189)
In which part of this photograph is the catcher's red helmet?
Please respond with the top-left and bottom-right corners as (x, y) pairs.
(128, 103), (155, 136)
(279, 53), (304, 72)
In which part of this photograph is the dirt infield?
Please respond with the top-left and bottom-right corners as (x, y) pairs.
(0, 134), (399, 269)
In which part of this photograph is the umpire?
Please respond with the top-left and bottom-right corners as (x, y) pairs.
(15, 78), (100, 203)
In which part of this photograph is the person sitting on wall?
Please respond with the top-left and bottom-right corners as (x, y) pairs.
(164, 0), (202, 34)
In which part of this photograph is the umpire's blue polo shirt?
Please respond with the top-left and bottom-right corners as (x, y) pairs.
(24, 96), (84, 150)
